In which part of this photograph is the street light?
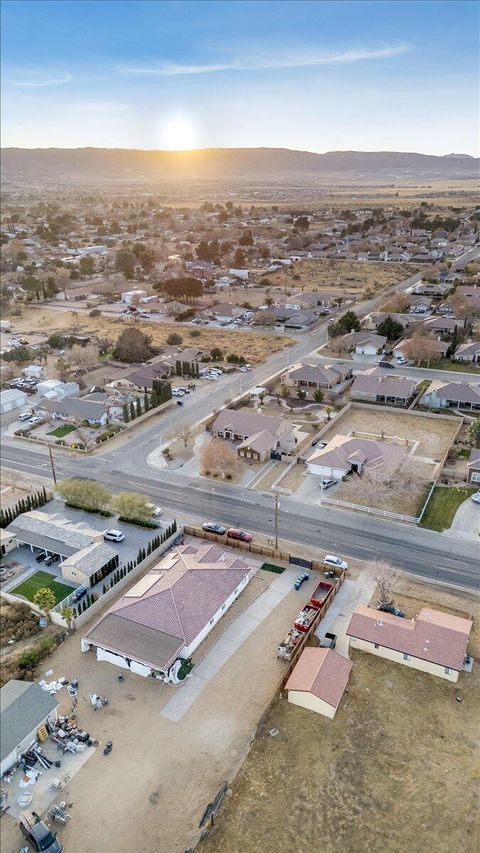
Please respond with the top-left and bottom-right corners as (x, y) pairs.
(273, 491), (280, 550)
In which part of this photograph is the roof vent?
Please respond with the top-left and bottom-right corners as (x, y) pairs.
(376, 619), (383, 627)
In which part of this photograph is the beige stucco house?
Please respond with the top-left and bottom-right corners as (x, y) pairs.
(211, 409), (298, 462)
(285, 647), (352, 719)
(347, 605), (472, 682)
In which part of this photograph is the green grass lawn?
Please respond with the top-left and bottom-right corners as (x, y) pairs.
(419, 485), (477, 531)
(433, 359), (480, 374)
(48, 424), (77, 438)
(11, 570), (75, 605)
(261, 562), (286, 574)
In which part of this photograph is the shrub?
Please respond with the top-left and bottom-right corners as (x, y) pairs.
(167, 332), (183, 346)
(189, 329), (201, 338)
(89, 309), (101, 317)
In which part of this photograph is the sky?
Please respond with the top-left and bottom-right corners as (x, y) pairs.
(1, 0), (478, 155)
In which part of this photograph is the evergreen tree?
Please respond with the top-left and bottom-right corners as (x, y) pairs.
(144, 393), (150, 412)
(176, 359), (182, 375)
(136, 398), (142, 417)
(103, 583), (107, 594)
(42, 485), (47, 503)
(123, 403), (129, 423)
(451, 324), (458, 354)
(151, 390), (159, 407)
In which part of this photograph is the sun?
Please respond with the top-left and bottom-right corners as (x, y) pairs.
(160, 114), (198, 150)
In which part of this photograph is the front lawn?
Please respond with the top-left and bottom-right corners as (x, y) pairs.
(48, 424), (77, 438)
(419, 485), (477, 531)
(433, 358), (480, 374)
(11, 570), (75, 605)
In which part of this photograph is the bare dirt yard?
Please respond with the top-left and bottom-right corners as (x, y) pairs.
(199, 583), (480, 853)
(9, 306), (292, 365)
(258, 259), (420, 299)
(320, 405), (459, 460)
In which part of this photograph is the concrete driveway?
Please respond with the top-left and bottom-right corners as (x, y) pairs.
(445, 496), (480, 542)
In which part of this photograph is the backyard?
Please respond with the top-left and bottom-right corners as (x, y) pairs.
(10, 569), (75, 605)
(419, 485), (477, 531)
(200, 585), (479, 853)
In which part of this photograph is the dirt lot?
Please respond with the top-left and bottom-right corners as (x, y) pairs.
(0, 562), (328, 853)
(9, 307), (292, 365)
(200, 583), (480, 853)
(258, 259), (419, 299)
(320, 405), (459, 460)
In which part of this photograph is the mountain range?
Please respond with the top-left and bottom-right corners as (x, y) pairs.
(1, 147), (478, 183)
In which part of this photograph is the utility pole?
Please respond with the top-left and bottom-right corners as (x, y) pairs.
(47, 443), (57, 486)
(274, 492), (280, 550)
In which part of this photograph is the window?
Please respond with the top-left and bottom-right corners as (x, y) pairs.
(471, 472), (480, 483)
(403, 653), (410, 661)
(444, 667), (451, 675)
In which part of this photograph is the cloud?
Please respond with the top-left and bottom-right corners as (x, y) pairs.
(9, 71), (73, 89)
(120, 43), (409, 77)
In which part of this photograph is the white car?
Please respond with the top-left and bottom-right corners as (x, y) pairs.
(103, 529), (125, 542)
(172, 388), (185, 396)
(396, 357), (407, 365)
(471, 491), (480, 504)
(239, 366), (248, 373)
(28, 416), (43, 425)
(18, 412), (32, 422)
(323, 554), (349, 571)
(146, 503), (162, 517)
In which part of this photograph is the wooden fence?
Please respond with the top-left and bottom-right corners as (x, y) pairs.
(183, 526), (290, 562)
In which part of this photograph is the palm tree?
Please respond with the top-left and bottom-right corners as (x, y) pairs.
(325, 406), (333, 421)
(60, 606), (75, 630)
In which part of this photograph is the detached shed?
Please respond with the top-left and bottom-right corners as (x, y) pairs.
(0, 388), (28, 414)
(285, 648), (352, 719)
(0, 680), (59, 775)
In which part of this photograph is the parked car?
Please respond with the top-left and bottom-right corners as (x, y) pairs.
(227, 528), (253, 543)
(294, 572), (310, 590)
(44, 555), (56, 566)
(20, 819), (62, 853)
(471, 491), (480, 504)
(319, 479), (336, 490)
(29, 416), (43, 425)
(18, 411), (32, 422)
(202, 521), (227, 535)
(176, 400), (184, 406)
(395, 357), (407, 365)
(239, 366), (248, 373)
(35, 552), (47, 562)
(378, 361), (394, 369)
(146, 503), (162, 517)
(172, 388), (185, 396)
(377, 604), (406, 618)
(103, 529), (125, 542)
(323, 554), (348, 570)
(72, 584), (88, 603)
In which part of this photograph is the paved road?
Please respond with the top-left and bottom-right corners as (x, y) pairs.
(1, 443), (479, 591)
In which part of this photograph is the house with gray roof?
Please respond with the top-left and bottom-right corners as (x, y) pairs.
(420, 380), (480, 411)
(82, 540), (260, 678)
(307, 434), (406, 479)
(350, 369), (416, 406)
(211, 409), (297, 461)
(346, 331), (387, 355)
(467, 448), (480, 485)
(36, 396), (114, 426)
(1, 680), (59, 775)
(282, 362), (351, 393)
(453, 341), (480, 364)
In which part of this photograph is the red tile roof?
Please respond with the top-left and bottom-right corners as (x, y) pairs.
(286, 648), (352, 709)
(346, 606), (472, 671)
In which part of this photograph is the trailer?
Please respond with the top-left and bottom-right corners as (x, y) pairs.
(277, 629), (304, 661)
(309, 580), (334, 609)
(294, 605), (318, 633)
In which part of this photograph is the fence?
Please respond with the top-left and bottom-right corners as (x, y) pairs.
(49, 525), (184, 629)
(183, 526), (290, 562)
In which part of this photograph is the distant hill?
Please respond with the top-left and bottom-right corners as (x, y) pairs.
(1, 146), (478, 183)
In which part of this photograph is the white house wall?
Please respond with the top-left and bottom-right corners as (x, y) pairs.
(184, 572), (251, 658)
(287, 690), (336, 719)
(307, 462), (346, 479)
(349, 636), (459, 682)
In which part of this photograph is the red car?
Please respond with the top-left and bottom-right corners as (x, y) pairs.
(226, 528), (252, 543)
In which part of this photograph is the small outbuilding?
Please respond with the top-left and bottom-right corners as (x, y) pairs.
(285, 647), (353, 719)
(0, 388), (28, 414)
(0, 680), (59, 775)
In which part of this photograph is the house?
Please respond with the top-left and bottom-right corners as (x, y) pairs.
(268, 306), (317, 330)
(285, 648), (352, 719)
(466, 448), (480, 485)
(307, 435), (406, 479)
(210, 303), (245, 324)
(457, 284), (480, 302)
(413, 282), (452, 298)
(366, 312), (412, 332)
(162, 347), (204, 375)
(6, 510), (119, 588)
(81, 540), (259, 679)
(346, 332), (387, 355)
(453, 341), (480, 364)
(121, 289), (148, 305)
(422, 316), (458, 335)
(393, 338), (449, 360)
(36, 395), (119, 425)
(346, 605), (472, 683)
(22, 364), (44, 379)
(211, 409), (297, 461)
(119, 363), (172, 392)
(228, 268), (249, 280)
(55, 286), (91, 301)
(350, 370), (416, 406)
(420, 380), (480, 411)
(36, 379), (63, 397)
(282, 363), (351, 393)
(0, 388), (27, 414)
(0, 529), (17, 557)
(408, 295), (432, 314)
(0, 680), (60, 775)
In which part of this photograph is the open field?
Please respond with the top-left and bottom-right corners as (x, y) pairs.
(419, 485), (477, 531)
(8, 307), (292, 364)
(11, 570), (74, 605)
(200, 585), (480, 853)
(257, 259), (420, 299)
(320, 405), (459, 459)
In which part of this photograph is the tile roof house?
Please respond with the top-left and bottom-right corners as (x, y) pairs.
(346, 331), (387, 355)
(347, 605), (472, 682)
(282, 362), (351, 392)
(285, 648), (353, 719)
(422, 316), (458, 335)
(453, 341), (480, 364)
(350, 369), (416, 406)
(307, 434), (406, 480)
(1, 680), (60, 775)
(420, 380), (480, 411)
(82, 540), (260, 678)
(120, 363), (172, 391)
(393, 337), (449, 360)
(36, 396), (116, 426)
(211, 409), (297, 461)
(466, 448), (480, 485)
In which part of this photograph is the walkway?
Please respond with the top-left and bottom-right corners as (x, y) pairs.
(314, 570), (377, 657)
(161, 566), (300, 722)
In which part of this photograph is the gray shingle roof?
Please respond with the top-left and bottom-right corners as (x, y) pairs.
(7, 513), (95, 555)
(38, 397), (107, 419)
(61, 541), (117, 577)
(1, 680), (59, 762)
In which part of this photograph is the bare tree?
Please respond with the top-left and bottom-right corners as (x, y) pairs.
(200, 438), (239, 478)
(66, 344), (100, 374)
(371, 559), (403, 606)
(329, 335), (351, 357)
(381, 293), (410, 313)
(400, 332), (441, 367)
(72, 418), (98, 449)
(177, 423), (194, 448)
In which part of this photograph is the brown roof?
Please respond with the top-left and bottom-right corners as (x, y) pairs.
(286, 648), (352, 708)
(309, 434), (406, 475)
(346, 605), (472, 671)
(351, 372), (416, 399)
(288, 363), (343, 384)
(212, 409), (292, 440)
